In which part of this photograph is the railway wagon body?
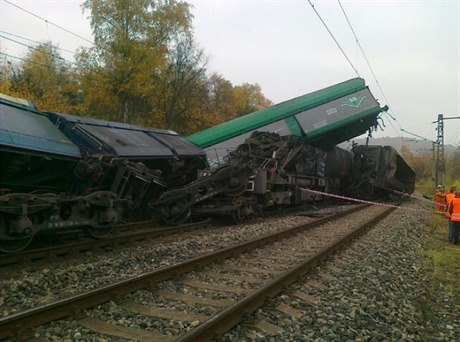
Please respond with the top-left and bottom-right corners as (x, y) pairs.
(154, 78), (412, 224)
(48, 112), (207, 218)
(154, 130), (416, 224)
(351, 145), (416, 198)
(154, 132), (352, 224)
(0, 95), (206, 253)
(188, 78), (386, 164)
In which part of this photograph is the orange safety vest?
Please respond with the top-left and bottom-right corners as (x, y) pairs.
(434, 191), (446, 212)
(445, 193), (455, 218)
(448, 197), (460, 222)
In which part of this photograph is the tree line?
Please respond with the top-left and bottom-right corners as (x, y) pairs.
(400, 145), (460, 188)
(0, 0), (272, 135)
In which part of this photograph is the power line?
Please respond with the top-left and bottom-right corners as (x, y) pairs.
(306, 0), (360, 78)
(3, 0), (96, 47)
(0, 50), (105, 77)
(336, 0), (403, 137)
(0, 51), (59, 71)
(0, 30), (78, 56)
(0, 34), (77, 66)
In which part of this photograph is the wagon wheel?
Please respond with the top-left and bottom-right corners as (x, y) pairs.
(0, 237), (34, 254)
(86, 225), (113, 238)
(224, 176), (249, 197)
(0, 216), (34, 253)
(232, 207), (245, 224)
(161, 207), (191, 226)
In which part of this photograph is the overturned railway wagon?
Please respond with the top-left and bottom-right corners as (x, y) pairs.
(186, 77), (415, 199)
(188, 77), (387, 163)
(153, 78), (415, 224)
(350, 145), (416, 198)
(0, 94), (206, 253)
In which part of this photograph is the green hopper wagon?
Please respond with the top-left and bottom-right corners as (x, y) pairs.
(187, 78), (386, 162)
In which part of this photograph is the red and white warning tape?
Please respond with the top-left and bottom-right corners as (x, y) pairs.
(374, 185), (446, 208)
(299, 187), (441, 214)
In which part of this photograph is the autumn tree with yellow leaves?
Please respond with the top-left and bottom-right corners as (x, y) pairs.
(1, 43), (80, 113)
(0, 0), (272, 135)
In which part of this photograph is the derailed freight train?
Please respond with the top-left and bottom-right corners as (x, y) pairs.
(0, 77), (415, 252)
(0, 94), (207, 253)
(153, 131), (415, 224)
(153, 77), (415, 224)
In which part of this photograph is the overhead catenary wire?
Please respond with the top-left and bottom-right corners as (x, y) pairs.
(336, 0), (403, 138)
(0, 49), (105, 78)
(2, 0), (96, 47)
(0, 35), (103, 76)
(0, 51), (109, 95)
(0, 34), (78, 66)
(306, 0), (360, 78)
(0, 51), (61, 71)
(0, 30), (79, 56)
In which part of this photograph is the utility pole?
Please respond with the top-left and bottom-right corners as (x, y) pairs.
(432, 115), (460, 187)
(435, 114), (445, 187)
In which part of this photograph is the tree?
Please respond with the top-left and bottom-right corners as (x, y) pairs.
(233, 83), (273, 117)
(79, 0), (194, 125)
(0, 56), (15, 95)
(5, 43), (80, 113)
(208, 73), (237, 120)
(151, 28), (211, 133)
(446, 149), (460, 184)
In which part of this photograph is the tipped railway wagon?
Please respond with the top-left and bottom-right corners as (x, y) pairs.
(0, 94), (207, 253)
(188, 77), (387, 165)
(153, 78), (415, 224)
(155, 131), (416, 224)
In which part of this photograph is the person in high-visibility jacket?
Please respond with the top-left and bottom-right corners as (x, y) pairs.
(445, 186), (457, 242)
(434, 185), (446, 212)
(447, 190), (460, 245)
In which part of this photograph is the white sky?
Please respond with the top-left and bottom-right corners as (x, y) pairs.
(1, 0), (459, 147)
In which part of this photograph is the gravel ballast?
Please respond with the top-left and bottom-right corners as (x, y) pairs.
(223, 200), (459, 341)
(0, 205), (342, 316)
(2, 200), (458, 341)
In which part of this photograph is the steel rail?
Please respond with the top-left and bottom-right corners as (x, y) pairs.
(0, 205), (367, 340)
(0, 220), (210, 267)
(177, 205), (397, 341)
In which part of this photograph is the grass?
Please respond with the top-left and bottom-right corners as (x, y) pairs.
(415, 178), (460, 199)
(411, 179), (459, 330)
(422, 213), (460, 300)
(415, 178), (436, 198)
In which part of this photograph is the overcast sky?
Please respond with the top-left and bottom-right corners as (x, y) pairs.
(1, 0), (459, 147)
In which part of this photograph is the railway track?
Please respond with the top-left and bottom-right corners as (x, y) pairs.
(0, 204), (397, 340)
(0, 220), (210, 268)
(0, 201), (340, 268)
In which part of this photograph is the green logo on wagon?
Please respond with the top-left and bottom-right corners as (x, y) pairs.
(341, 96), (366, 108)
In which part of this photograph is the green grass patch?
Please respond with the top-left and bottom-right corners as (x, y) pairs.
(422, 214), (460, 298)
(415, 178), (436, 198)
(416, 214), (459, 327)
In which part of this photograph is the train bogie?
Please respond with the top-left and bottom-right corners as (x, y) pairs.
(0, 94), (207, 252)
(0, 191), (127, 253)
